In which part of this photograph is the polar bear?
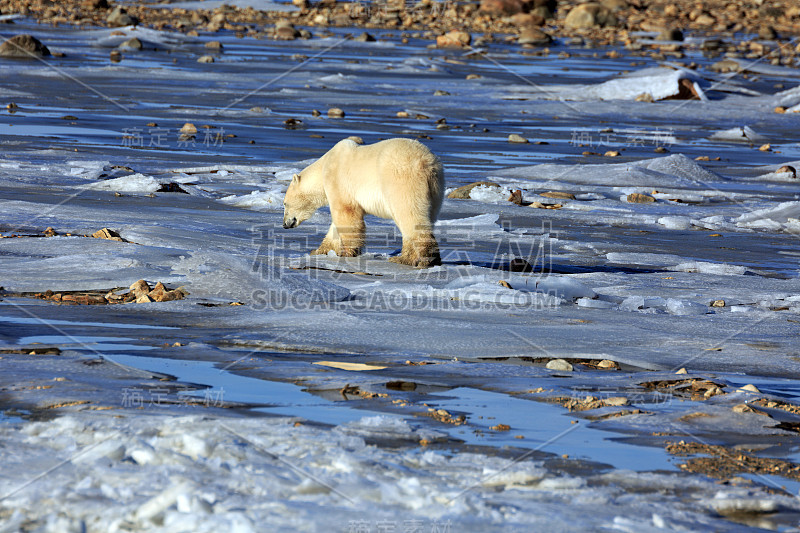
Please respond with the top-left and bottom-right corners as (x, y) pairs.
(282, 138), (444, 267)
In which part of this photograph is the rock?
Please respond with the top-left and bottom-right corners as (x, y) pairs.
(180, 123), (197, 135)
(508, 133), (529, 143)
(354, 32), (375, 42)
(758, 26), (777, 40)
(119, 37), (142, 50)
(654, 147), (668, 153)
(447, 181), (500, 199)
(109, 50), (122, 62)
(600, 0), (628, 12)
(657, 28), (684, 41)
(508, 189), (524, 205)
(604, 150), (620, 157)
(466, 74), (482, 80)
(564, 3), (617, 29)
(327, 107), (345, 118)
(710, 59), (741, 73)
(693, 13), (715, 26)
(540, 191), (575, 200)
(511, 13), (546, 27)
(84, 0), (109, 9)
(197, 55), (215, 63)
(597, 359), (618, 369)
(664, 78), (701, 100)
(136, 294), (154, 304)
(635, 93), (655, 103)
(205, 41), (223, 49)
(0, 34), (50, 58)
(43, 227), (57, 236)
(759, 144), (771, 152)
(546, 359), (573, 372)
(775, 106), (786, 114)
(626, 193), (655, 203)
(130, 279), (151, 297)
(274, 20), (299, 40)
(604, 396), (629, 406)
(107, 6), (137, 27)
(711, 299), (726, 307)
(92, 228), (125, 241)
(675, 367), (688, 374)
(436, 30), (471, 48)
(530, 201), (562, 209)
(396, 111), (409, 118)
(518, 28), (552, 46)
(433, 90), (450, 96)
(480, 0), (537, 16)
(776, 165), (796, 178)
(739, 384), (760, 393)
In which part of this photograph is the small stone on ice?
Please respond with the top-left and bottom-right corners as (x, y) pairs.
(508, 133), (529, 143)
(597, 359), (618, 369)
(675, 367), (688, 374)
(327, 107), (345, 118)
(739, 384), (760, 393)
(546, 359), (573, 371)
(604, 396), (628, 406)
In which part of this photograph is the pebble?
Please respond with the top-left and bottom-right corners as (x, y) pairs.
(508, 133), (529, 143)
(758, 144), (771, 152)
(180, 123), (197, 135)
(197, 55), (215, 63)
(597, 359), (618, 369)
(109, 50), (122, 62)
(711, 299), (725, 307)
(776, 165), (796, 178)
(205, 40), (223, 49)
(546, 359), (573, 372)
(518, 28), (552, 46)
(604, 150), (621, 157)
(327, 107), (345, 118)
(106, 6), (137, 27)
(739, 384), (761, 393)
(675, 367), (688, 374)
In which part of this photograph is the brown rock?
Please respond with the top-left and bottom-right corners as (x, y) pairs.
(92, 228), (125, 241)
(657, 28), (684, 41)
(327, 107), (345, 118)
(564, 3), (617, 29)
(508, 189), (524, 205)
(480, 0), (531, 16)
(540, 191), (576, 200)
(0, 35), (51, 58)
(511, 13), (546, 27)
(274, 20), (299, 40)
(518, 27), (552, 46)
(508, 133), (529, 143)
(709, 59), (740, 73)
(447, 181), (500, 199)
(109, 50), (122, 62)
(205, 41), (223, 50)
(663, 78), (701, 100)
(436, 30), (471, 48)
(119, 38), (142, 50)
(600, 0), (628, 12)
(626, 193), (655, 203)
(107, 6), (137, 27)
(180, 123), (197, 135)
(777, 165), (796, 178)
(129, 279), (151, 297)
(136, 294), (154, 304)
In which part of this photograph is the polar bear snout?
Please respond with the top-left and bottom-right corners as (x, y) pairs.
(283, 216), (298, 229)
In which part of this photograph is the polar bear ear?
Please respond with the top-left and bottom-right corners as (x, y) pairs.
(291, 173), (300, 184)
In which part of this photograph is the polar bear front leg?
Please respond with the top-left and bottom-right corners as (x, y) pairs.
(311, 223), (338, 255)
(331, 205), (365, 257)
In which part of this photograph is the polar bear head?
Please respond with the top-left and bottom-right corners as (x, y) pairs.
(283, 173), (321, 229)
